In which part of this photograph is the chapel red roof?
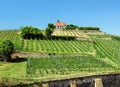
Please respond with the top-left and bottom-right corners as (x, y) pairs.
(56, 22), (66, 26)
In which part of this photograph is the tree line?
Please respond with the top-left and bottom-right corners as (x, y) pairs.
(21, 23), (54, 39)
(21, 23), (100, 40)
(64, 24), (100, 31)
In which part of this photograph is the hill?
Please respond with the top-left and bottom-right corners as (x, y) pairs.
(0, 29), (120, 85)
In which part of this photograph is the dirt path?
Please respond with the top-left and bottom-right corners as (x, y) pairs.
(11, 51), (50, 58)
(11, 50), (90, 59)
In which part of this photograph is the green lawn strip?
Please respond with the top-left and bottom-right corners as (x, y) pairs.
(0, 62), (7, 66)
(99, 57), (120, 69)
(26, 70), (120, 82)
(0, 62), (26, 79)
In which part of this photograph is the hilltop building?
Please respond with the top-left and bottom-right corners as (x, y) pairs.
(55, 20), (66, 29)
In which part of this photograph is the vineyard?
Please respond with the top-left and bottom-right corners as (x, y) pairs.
(0, 30), (120, 82)
(94, 40), (120, 63)
(52, 30), (89, 38)
(0, 30), (94, 55)
(27, 55), (120, 79)
(22, 39), (94, 55)
(26, 39), (120, 79)
(0, 30), (21, 50)
(89, 34), (112, 40)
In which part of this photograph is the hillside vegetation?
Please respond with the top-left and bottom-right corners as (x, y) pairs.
(0, 29), (120, 83)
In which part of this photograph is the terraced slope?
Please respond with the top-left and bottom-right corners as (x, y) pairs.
(52, 30), (91, 40)
(0, 30), (21, 49)
(0, 30), (95, 55)
(27, 55), (120, 80)
(26, 39), (120, 79)
(22, 39), (94, 55)
(0, 30), (120, 81)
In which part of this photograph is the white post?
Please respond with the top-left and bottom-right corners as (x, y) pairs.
(70, 80), (76, 87)
(42, 83), (49, 87)
(95, 78), (103, 87)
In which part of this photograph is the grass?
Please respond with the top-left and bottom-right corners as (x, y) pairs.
(26, 55), (120, 81)
(0, 30), (120, 83)
(0, 61), (26, 80)
(89, 34), (111, 38)
(0, 55), (119, 82)
(0, 62), (7, 66)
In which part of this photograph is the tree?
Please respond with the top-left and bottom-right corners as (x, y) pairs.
(65, 24), (78, 30)
(45, 27), (54, 39)
(20, 26), (44, 39)
(45, 23), (54, 39)
(79, 27), (100, 30)
(0, 40), (14, 62)
(48, 23), (55, 29)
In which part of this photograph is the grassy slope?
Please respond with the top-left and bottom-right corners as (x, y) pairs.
(22, 40), (94, 55)
(26, 55), (119, 81)
(0, 30), (120, 82)
(0, 30), (21, 50)
(0, 62), (26, 80)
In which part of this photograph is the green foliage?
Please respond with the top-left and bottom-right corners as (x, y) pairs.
(48, 23), (55, 29)
(0, 40), (14, 61)
(45, 27), (54, 39)
(0, 40), (14, 55)
(65, 24), (78, 30)
(0, 30), (120, 81)
(79, 26), (100, 30)
(22, 39), (93, 54)
(51, 36), (76, 40)
(0, 61), (26, 80)
(0, 30), (21, 50)
(45, 23), (55, 39)
(94, 40), (120, 64)
(27, 56), (116, 77)
(1, 77), (9, 83)
(111, 35), (120, 41)
(89, 34), (111, 38)
(20, 26), (44, 39)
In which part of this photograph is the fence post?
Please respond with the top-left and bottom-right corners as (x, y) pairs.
(70, 80), (76, 87)
(95, 78), (103, 87)
(42, 83), (49, 87)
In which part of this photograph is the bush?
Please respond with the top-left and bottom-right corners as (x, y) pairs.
(20, 26), (44, 39)
(51, 36), (76, 40)
(79, 27), (100, 31)
(45, 23), (55, 39)
(48, 23), (55, 29)
(111, 35), (120, 40)
(45, 27), (54, 39)
(0, 40), (14, 62)
(65, 24), (78, 30)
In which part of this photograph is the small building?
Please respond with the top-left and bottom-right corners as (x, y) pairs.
(55, 20), (66, 29)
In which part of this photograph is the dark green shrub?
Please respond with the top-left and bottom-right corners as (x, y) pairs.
(79, 26), (100, 30)
(20, 26), (44, 39)
(0, 40), (14, 61)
